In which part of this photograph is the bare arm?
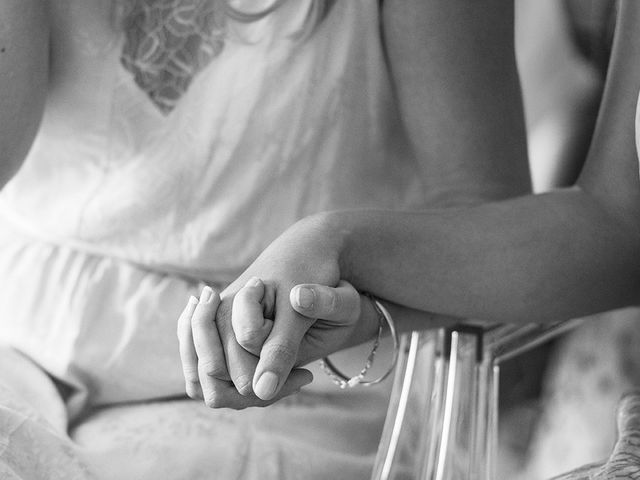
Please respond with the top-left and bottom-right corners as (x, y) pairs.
(0, 0), (48, 188)
(334, 0), (640, 324)
(179, 1), (640, 406)
(178, 0), (535, 407)
(383, 0), (531, 205)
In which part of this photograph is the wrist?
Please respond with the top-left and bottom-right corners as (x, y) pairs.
(295, 210), (354, 278)
(306, 209), (385, 289)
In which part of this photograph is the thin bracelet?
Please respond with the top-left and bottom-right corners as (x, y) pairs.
(319, 294), (399, 389)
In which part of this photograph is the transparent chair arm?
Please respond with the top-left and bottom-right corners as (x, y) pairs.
(372, 320), (583, 480)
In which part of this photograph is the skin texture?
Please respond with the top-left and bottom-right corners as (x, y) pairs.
(0, 2), (637, 479)
(0, 2), (636, 479)
(331, 0), (640, 322)
(179, 0), (532, 407)
(0, 0), (48, 187)
(180, 0), (640, 411)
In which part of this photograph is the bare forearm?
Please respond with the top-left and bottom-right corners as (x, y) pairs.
(329, 188), (640, 324)
(332, 2), (640, 327)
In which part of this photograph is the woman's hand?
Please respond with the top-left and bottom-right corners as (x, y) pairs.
(215, 216), (358, 401)
(177, 284), (313, 409)
(176, 212), (462, 408)
(176, 215), (379, 407)
(232, 278), (365, 357)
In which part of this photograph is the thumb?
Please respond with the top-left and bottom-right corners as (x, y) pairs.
(290, 280), (361, 324)
(252, 298), (314, 401)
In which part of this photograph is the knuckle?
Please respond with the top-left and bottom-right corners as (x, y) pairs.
(203, 390), (246, 410)
(265, 342), (298, 367)
(199, 359), (227, 379)
(203, 392), (223, 409)
(235, 328), (264, 350)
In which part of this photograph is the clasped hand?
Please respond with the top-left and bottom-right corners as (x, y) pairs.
(176, 219), (377, 409)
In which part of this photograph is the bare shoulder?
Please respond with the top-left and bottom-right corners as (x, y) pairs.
(0, 0), (49, 188)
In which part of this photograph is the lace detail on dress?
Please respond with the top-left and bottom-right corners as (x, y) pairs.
(117, 0), (333, 113)
(119, 0), (227, 113)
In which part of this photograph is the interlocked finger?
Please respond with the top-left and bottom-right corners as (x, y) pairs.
(191, 286), (230, 404)
(177, 295), (202, 398)
(253, 295), (315, 401)
(232, 277), (274, 356)
(201, 367), (313, 410)
(216, 293), (262, 397)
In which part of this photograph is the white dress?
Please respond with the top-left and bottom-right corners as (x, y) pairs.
(0, 1), (427, 479)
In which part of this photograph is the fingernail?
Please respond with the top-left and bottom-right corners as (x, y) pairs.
(235, 374), (253, 396)
(246, 277), (261, 287)
(199, 286), (213, 304)
(254, 371), (279, 400)
(294, 287), (314, 309)
(188, 295), (198, 306)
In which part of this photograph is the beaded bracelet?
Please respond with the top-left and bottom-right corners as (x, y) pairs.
(319, 294), (399, 389)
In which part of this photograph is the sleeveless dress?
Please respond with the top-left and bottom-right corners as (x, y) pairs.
(0, 1), (427, 479)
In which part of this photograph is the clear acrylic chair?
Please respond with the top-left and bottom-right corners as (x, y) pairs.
(371, 319), (584, 480)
